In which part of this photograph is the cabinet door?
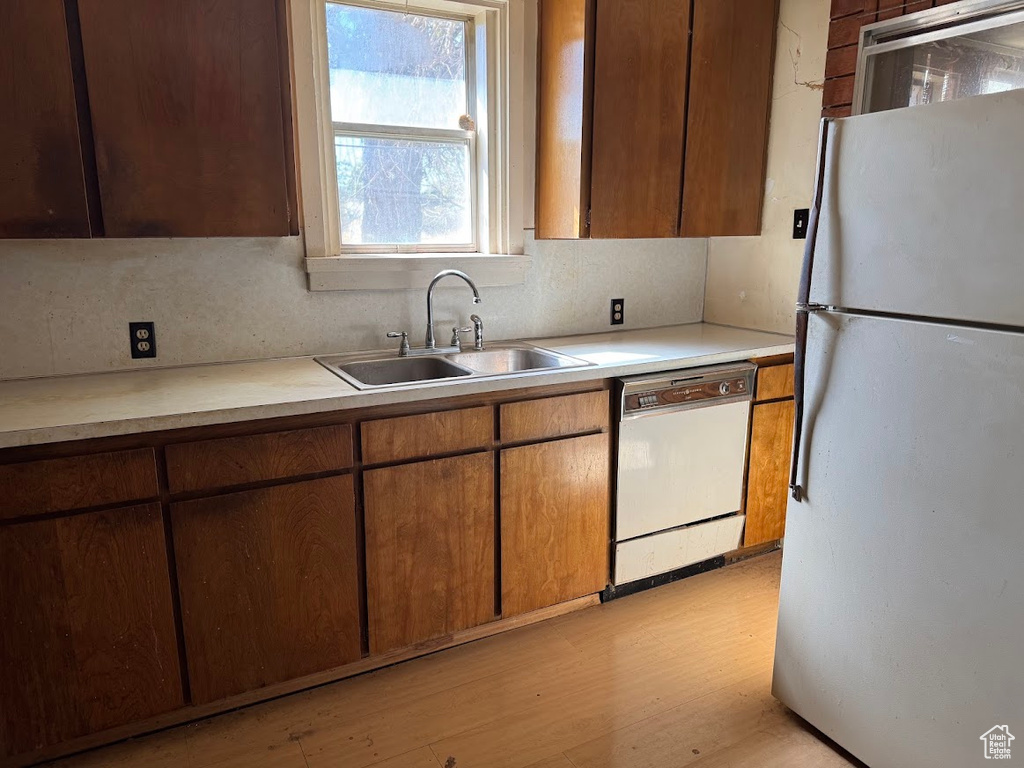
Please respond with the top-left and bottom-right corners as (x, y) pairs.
(0, 504), (183, 759)
(743, 399), (795, 547)
(535, 0), (593, 240)
(77, 0), (292, 237)
(0, 0), (91, 238)
(501, 433), (609, 616)
(589, 0), (690, 238)
(680, 0), (778, 236)
(364, 453), (495, 655)
(171, 476), (361, 704)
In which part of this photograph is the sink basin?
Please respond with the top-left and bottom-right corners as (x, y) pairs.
(332, 356), (473, 387)
(448, 346), (582, 374)
(316, 342), (591, 390)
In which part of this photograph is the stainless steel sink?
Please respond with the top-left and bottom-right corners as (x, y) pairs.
(451, 346), (583, 375)
(316, 342), (591, 390)
(329, 356), (474, 388)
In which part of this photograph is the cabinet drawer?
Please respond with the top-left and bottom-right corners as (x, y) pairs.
(362, 406), (492, 465)
(500, 391), (609, 444)
(756, 363), (795, 402)
(0, 449), (159, 521)
(166, 425), (353, 494)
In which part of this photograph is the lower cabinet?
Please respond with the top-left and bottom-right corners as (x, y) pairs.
(500, 433), (610, 616)
(364, 453), (496, 655)
(743, 399), (796, 547)
(0, 503), (183, 759)
(171, 475), (361, 704)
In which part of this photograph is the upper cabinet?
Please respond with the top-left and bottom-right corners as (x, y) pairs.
(536, 0), (779, 240)
(0, 0), (92, 238)
(77, 0), (293, 237)
(680, 0), (779, 237)
(0, 0), (295, 239)
(590, 0), (691, 239)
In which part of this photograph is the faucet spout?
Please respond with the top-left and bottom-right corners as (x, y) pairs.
(425, 269), (481, 348)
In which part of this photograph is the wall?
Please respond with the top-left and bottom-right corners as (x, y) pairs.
(703, 0), (830, 334)
(0, 234), (706, 380)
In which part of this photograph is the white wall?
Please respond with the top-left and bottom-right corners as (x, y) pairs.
(0, 234), (706, 380)
(703, 0), (829, 334)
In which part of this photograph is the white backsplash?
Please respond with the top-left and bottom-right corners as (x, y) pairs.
(0, 232), (707, 380)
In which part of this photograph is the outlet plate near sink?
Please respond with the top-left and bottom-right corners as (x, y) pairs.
(315, 342), (592, 390)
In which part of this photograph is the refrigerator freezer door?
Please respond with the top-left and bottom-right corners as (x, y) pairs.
(776, 311), (1024, 768)
(811, 90), (1024, 327)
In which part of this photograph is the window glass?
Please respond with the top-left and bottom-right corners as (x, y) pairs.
(334, 136), (472, 245)
(326, 3), (467, 130)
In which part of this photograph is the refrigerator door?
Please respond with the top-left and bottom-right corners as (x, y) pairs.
(811, 90), (1024, 327)
(776, 311), (1024, 768)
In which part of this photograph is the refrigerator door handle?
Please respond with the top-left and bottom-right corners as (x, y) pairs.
(791, 118), (833, 503)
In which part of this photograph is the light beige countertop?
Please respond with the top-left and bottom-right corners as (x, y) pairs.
(0, 323), (793, 449)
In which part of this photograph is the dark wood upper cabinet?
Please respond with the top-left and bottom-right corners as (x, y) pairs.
(589, 0), (691, 239)
(0, 0), (91, 238)
(76, 0), (293, 237)
(535, 0), (778, 240)
(680, 0), (779, 237)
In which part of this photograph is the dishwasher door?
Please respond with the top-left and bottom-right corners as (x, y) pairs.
(616, 399), (751, 541)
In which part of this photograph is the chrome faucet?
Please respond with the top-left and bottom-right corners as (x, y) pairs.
(425, 269), (481, 349)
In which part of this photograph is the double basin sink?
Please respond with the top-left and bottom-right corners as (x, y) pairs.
(316, 342), (592, 390)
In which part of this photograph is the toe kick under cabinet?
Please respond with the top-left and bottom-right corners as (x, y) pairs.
(0, 383), (612, 765)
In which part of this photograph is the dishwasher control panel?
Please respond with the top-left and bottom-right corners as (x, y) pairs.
(620, 362), (756, 417)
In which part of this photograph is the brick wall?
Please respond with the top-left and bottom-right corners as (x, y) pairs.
(823, 0), (959, 116)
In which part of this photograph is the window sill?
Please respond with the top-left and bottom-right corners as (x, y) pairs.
(305, 253), (531, 291)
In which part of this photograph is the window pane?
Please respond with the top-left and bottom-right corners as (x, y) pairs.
(326, 3), (468, 129)
(335, 136), (473, 245)
(865, 20), (1024, 113)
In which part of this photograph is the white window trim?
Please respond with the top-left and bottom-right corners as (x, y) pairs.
(291, 0), (528, 291)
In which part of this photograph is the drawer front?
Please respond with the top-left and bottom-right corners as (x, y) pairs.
(756, 363), (795, 402)
(500, 391), (609, 444)
(0, 449), (159, 521)
(362, 406), (492, 465)
(166, 425), (353, 494)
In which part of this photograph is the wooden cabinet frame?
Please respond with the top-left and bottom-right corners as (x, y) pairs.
(0, 379), (612, 766)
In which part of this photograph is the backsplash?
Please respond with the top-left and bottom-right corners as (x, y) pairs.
(0, 232), (707, 380)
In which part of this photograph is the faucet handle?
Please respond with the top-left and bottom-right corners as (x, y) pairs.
(450, 326), (473, 349)
(387, 331), (410, 356)
(470, 314), (484, 351)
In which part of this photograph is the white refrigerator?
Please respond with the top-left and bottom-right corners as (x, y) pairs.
(774, 90), (1024, 768)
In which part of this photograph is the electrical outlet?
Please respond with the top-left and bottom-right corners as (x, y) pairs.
(610, 298), (625, 326)
(793, 208), (810, 239)
(130, 322), (156, 359)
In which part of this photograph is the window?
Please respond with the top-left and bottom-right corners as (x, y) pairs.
(855, 0), (1024, 115)
(292, 0), (527, 289)
(327, 3), (477, 251)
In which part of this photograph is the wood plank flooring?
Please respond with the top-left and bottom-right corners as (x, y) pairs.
(44, 552), (858, 768)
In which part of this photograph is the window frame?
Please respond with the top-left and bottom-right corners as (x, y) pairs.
(853, 0), (1024, 115)
(328, 0), (481, 254)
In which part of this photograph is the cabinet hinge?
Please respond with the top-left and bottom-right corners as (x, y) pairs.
(585, 207), (592, 229)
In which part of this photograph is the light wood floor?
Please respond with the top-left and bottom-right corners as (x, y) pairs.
(46, 552), (858, 768)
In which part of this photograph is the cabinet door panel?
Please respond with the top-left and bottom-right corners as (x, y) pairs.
(364, 453), (495, 655)
(589, 0), (690, 238)
(0, 0), (90, 238)
(681, 0), (778, 236)
(0, 504), (183, 759)
(77, 0), (291, 237)
(501, 434), (610, 616)
(172, 476), (361, 704)
(744, 399), (795, 547)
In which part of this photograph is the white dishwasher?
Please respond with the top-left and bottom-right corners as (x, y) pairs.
(614, 362), (755, 586)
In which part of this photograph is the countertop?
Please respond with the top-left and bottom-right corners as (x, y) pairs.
(0, 323), (793, 449)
